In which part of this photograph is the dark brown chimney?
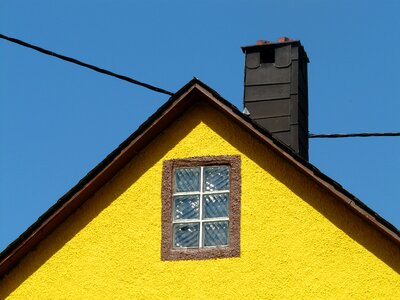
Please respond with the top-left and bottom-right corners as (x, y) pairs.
(242, 38), (309, 160)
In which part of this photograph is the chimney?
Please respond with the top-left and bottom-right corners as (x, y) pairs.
(242, 37), (309, 160)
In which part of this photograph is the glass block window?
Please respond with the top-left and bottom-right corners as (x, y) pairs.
(172, 166), (230, 248)
(161, 156), (241, 261)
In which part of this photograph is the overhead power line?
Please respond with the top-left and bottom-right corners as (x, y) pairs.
(309, 132), (400, 138)
(1, 34), (399, 139)
(0, 33), (174, 96)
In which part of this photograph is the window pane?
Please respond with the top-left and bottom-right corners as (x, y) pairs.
(173, 223), (199, 248)
(203, 221), (229, 246)
(173, 195), (199, 220)
(203, 193), (229, 218)
(203, 166), (229, 192)
(174, 168), (200, 192)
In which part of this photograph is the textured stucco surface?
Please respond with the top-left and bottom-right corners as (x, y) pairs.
(1, 101), (399, 299)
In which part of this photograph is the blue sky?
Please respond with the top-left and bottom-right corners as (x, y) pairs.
(1, 0), (399, 252)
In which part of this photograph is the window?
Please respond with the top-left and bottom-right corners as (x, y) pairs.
(173, 166), (230, 248)
(161, 156), (241, 260)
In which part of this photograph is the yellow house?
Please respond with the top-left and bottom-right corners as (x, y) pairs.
(0, 40), (399, 299)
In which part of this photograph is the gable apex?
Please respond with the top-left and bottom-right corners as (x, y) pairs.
(1, 78), (399, 278)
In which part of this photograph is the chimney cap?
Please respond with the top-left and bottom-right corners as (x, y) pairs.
(241, 38), (302, 53)
(256, 40), (272, 45)
(277, 36), (294, 43)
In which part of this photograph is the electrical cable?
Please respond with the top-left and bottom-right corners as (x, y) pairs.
(309, 132), (400, 138)
(1, 34), (399, 139)
(0, 33), (174, 96)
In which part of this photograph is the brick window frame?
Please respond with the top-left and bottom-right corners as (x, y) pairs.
(161, 155), (241, 261)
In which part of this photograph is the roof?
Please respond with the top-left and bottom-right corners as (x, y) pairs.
(1, 78), (399, 277)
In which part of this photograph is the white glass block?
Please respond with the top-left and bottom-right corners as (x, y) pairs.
(173, 223), (199, 248)
(173, 195), (199, 220)
(203, 166), (229, 192)
(203, 221), (229, 246)
(174, 167), (200, 192)
(203, 193), (229, 218)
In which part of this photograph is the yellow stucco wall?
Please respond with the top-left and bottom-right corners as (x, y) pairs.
(1, 101), (399, 299)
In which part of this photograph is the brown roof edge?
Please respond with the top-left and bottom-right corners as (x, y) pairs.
(0, 79), (200, 277)
(191, 82), (400, 245)
(1, 78), (399, 278)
